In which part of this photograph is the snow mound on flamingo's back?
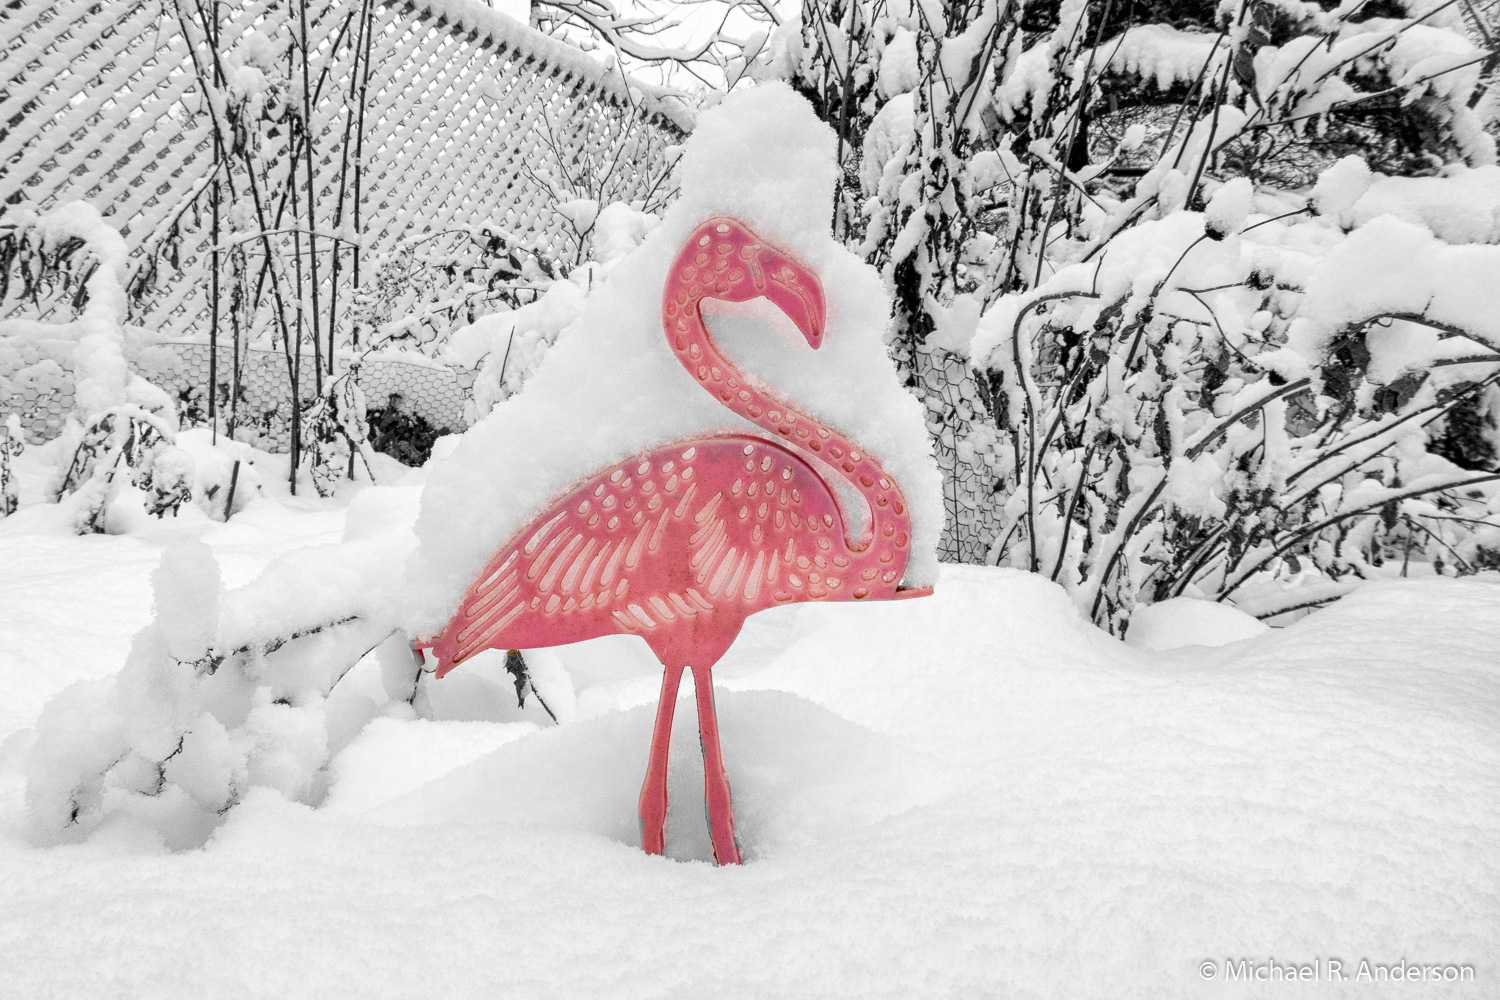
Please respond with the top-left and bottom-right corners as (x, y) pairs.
(406, 82), (943, 632)
(365, 688), (949, 863)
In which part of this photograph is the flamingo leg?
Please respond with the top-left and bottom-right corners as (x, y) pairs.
(639, 662), (686, 856)
(690, 663), (742, 865)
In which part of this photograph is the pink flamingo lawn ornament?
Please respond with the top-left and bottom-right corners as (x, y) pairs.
(423, 218), (930, 864)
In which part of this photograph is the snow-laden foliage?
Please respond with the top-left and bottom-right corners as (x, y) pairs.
(777, 0), (1500, 629)
(301, 367), (381, 497)
(439, 203), (660, 422)
(1, 204), (190, 533)
(25, 537), (398, 846)
(971, 176), (1500, 625)
(1, 0), (687, 500)
(0, 413), (21, 516)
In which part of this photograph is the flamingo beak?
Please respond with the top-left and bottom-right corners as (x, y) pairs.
(755, 249), (825, 350)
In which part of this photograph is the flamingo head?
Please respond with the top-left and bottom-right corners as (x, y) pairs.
(669, 217), (826, 349)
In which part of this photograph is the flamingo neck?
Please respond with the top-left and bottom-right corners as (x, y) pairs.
(664, 285), (910, 557)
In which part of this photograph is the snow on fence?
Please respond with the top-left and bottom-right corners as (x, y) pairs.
(0, 0), (690, 343)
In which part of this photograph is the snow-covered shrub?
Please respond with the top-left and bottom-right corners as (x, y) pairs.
(301, 367), (381, 496)
(26, 537), (399, 846)
(1, 203), (191, 532)
(971, 170), (1500, 627)
(351, 224), (568, 354)
(171, 428), (265, 519)
(365, 394), (451, 466)
(776, 0), (1500, 627)
(439, 202), (657, 421)
(0, 413), (22, 516)
(444, 273), (592, 421)
(522, 101), (680, 267)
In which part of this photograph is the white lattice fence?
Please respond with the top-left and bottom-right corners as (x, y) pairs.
(0, 0), (689, 343)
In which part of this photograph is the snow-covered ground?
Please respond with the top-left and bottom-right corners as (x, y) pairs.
(1, 482), (1495, 998)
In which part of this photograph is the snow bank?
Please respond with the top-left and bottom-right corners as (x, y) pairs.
(1125, 596), (1268, 651)
(2, 559), (1495, 996)
(374, 687), (948, 862)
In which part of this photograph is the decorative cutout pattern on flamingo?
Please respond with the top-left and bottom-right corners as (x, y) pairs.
(422, 217), (932, 865)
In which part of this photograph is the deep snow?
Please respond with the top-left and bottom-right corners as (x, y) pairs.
(0, 488), (1495, 998)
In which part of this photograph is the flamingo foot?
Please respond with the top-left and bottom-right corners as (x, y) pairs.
(702, 760), (742, 866)
(691, 664), (742, 865)
(640, 663), (685, 856)
(639, 789), (668, 857)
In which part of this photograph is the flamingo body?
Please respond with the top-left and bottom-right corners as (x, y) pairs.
(430, 434), (911, 678)
(424, 218), (929, 864)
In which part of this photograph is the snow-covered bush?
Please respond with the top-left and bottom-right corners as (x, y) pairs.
(971, 170), (1500, 626)
(1, 203), (191, 532)
(365, 395), (450, 466)
(440, 202), (659, 421)
(773, 0), (1500, 628)
(351, 223), (567, 354)
(0, 413), (21, 516)
(301, 367), (381, 497)
(25, 537), (401, 847)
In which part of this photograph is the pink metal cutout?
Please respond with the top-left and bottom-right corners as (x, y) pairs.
(424, 218), (931, 864)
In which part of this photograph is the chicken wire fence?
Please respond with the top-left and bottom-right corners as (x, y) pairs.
(913, 344), (1002, 564)
(3, 337), (1003, 559)
(1, 340), (472, 448)
(0, 0), (690, 343)
(153, 344), (475, 450)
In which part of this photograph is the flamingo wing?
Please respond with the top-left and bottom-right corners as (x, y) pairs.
(432, 458), (673, 672)
(429, 436), (849, 675)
